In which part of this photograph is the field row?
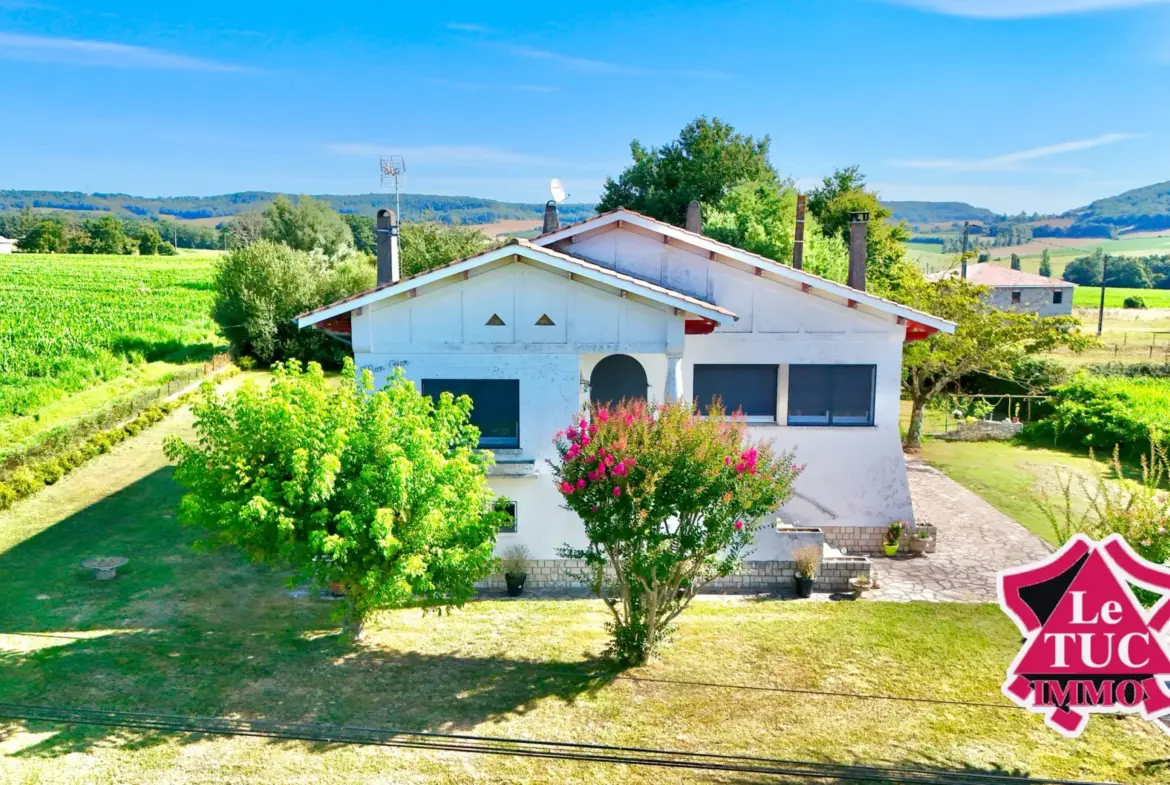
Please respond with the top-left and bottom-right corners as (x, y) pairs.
(0, 253), (219, 424)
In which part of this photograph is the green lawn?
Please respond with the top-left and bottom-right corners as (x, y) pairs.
(2, 392), (1170, 782)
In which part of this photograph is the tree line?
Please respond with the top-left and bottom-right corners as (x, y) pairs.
(1061, 248), (1170, 289)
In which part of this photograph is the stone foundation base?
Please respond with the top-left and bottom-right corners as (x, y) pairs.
(477, 557), (870, 594)
(823, 525), (936, 555)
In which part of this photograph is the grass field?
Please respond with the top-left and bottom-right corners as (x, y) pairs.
(904, 232), (1170, 279)
(3, 391), (1169, 783)
(1072, 287), (1170, 308)
(0, 253), (219, 426)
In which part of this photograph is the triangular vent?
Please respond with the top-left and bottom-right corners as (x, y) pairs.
(485, 313), (506, 326)
(535, 314), (555, 326)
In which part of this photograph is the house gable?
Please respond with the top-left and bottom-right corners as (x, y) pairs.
(352, 261), (686, 354)
(534, 209), (956, 337)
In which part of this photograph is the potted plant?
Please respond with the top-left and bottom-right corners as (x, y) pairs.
(501, 544), (531, 597)
(793, 545), (820, 598)
(909, 528), (932, 555)
(1011, 402), (1021, 424)
(848, 576), (872, 599)
(884, 521), (904, 557)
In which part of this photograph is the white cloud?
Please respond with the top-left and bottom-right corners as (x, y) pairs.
(890, 132), (1140, 172)
(879, 0), (1170, 18)
(0, 32), (249, 71)
(508, 46), (729, 79)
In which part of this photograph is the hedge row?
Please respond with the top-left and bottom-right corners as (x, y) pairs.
(1020, 374), (1170, 457)
(0, 367), (238, 512)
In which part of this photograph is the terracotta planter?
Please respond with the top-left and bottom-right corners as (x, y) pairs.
(794, 576), (815, 598)
(883, 543), (899, 557)
(505, 572), (526, 597)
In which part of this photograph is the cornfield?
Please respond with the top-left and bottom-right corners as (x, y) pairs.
(0, 253), (217, 419)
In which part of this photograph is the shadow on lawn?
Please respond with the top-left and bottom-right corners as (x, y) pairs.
(724, 754), (1113, 784)
(0, 467), (614, 758)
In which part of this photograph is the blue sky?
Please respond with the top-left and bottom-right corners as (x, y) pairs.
(1, 0), (1168, 213)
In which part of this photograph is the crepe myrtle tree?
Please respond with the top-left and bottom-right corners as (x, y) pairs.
(164, 360), (503, 640)
(551, 399), (800, 665)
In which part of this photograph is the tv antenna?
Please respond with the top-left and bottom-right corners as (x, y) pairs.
(379, 155), (406, 219)
(550, 177), (569, 205)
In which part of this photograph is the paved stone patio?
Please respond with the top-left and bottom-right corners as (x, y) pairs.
(867, 456), (1053, 602)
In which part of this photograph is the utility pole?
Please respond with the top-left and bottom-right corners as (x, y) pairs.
(959, 222), (982, 278)
(1097, 252), (1108, 337)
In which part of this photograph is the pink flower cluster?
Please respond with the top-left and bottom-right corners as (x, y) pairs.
(555, 410), (634, 500)
(726, 447), (758, 475)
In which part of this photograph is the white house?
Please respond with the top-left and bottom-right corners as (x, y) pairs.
(297, 206), (956, 588)
(930, 263), (1074, 316)
(0, 236), (15, 254)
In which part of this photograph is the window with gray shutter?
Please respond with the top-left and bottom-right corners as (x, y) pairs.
(421, 379), (520, 448)
(693, 365), (778, 420)
(787, 365), (875, 426)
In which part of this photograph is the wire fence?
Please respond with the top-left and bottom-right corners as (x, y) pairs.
(0, 352), (232, 475)
(1093, 331), (1170, 361)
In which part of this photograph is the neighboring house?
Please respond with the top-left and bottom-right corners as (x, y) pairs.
(930, 263), (1074, 316)
(298, 206), (956, 584)
(0, 236), (14, 254)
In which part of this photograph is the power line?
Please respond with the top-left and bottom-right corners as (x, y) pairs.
(5, 630), (1017, 711)
(0, 702), (1116, 785)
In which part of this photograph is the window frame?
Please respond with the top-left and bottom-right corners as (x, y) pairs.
(1011, 290), (1022, 305)
(496, 500), (518, 533)
(786, 364), (877, 428)
(692, 363), (779, 423)
(1052, 290), (1063, 304)
(420, 378), (520, 449)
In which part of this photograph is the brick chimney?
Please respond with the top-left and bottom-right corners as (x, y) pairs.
(685, 200), (702, 234)
(542, 200), (560, 234)
(848, 211), (869, 292)
(376, 208), (400, 286)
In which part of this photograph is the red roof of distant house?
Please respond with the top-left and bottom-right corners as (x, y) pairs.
(930, 263), (1074, 288)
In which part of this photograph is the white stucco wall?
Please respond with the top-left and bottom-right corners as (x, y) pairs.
(347, 228), (917, 559)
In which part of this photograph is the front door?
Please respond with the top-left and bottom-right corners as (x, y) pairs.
(589, 354), (648, 406)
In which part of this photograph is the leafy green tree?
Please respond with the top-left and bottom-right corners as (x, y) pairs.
(262, 195), (354, 262)
(597, 117), (779, 225)
(221, 211), (266, 248)
(136, 225), (164, 255)
(702, 181), (848, 281)
(16, 219), (68, 252)
(164, 360), (503, 639)
(899, 275), (1091, 449)
(342, 214), (377, 255)
(1010, 253), (1021, 271)
(212, 240), (374, 365)
(552, 399), (800, 664)
(400, 221), (493, 277)
(1104, 257), (1153, 289)
(807, 166), (913, 293)
(1038, 249), (1052, 277)
(84, 216), (135, 254)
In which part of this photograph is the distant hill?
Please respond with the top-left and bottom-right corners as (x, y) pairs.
(0, 190), (597, 227)
(882, 201), (999, 224)
(1066, 180), (1170, 233)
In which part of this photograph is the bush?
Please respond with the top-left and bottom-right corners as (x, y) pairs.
(212, 241), (374, 366)
(36, 459), (64, 485)
(1123, 296), (1147, 309)
(9, 467), (40, 496)
(1021, 374), (1170, 457)
(551, 400), (800, 664)
(0, 482), (16, 510)
(164, 360), (502, 640)
(1083, 362), (1170, 378)
(90, 432), (112, 453)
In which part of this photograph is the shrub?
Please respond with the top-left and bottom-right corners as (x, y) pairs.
(793, 545), (820, 579)
(9, 467), (40, 496)
(1021, 375), (1170, 457)
(500, 544), (531, 577)
(237, 355), (257, 371)
(551, 399), (800, 664)
(0, 482), (15, 510)
(164, 360), (502, 640)
(36, 459), (64, 485)
(1123, 296), (1147, 309)
(90, 432), (112, 454)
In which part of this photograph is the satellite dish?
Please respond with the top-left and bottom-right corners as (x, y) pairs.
(550, 178), (568, 205)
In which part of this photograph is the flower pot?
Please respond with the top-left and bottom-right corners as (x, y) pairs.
(794, 575), (815, 598)
(909, 537), (930, 555)
(505, 572), (526, 597)
(883, 543), (899, 557)
(848, 577), (871, 599)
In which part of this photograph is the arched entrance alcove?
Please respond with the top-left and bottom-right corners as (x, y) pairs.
(589, 354), (648, 407)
